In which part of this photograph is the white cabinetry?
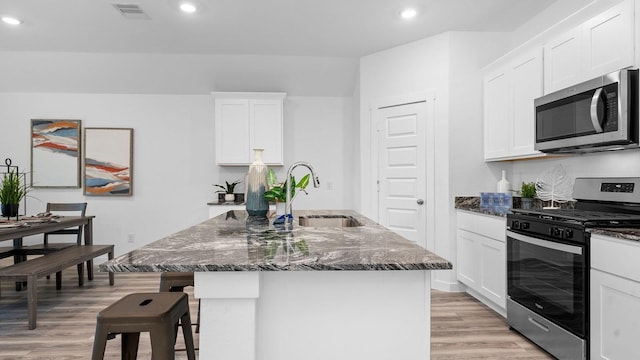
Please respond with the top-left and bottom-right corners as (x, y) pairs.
(544, 0), (634, 93)
(456, 210), (507, 314)
(484, 48), (544, 161)
(590, 234), (640, 360)
(214, 92), (286, 166)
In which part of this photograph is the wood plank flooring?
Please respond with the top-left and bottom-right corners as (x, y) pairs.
(0, 262), (552, 359)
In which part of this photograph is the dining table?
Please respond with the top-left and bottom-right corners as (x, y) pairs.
(0, 216), (96, 279)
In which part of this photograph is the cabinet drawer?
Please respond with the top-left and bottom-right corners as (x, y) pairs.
(477, 215), (506, 241)
(457, 210), (506, 241)
(456, 211), (477, 232)
(591, 234), (640, 283)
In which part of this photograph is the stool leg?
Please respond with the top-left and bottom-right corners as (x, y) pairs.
(91, 325), (109, 360)
(121, 332), (140, 360)
(150, 324), (176, 360)
(180, 311), (196, 360)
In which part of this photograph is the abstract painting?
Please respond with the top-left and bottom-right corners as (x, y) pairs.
(31, 119), (81, 188)
(84, 128), (133, 196)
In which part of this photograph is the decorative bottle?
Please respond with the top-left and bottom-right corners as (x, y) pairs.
(246, 149), (269, 217)
(497, 170), (510, 193)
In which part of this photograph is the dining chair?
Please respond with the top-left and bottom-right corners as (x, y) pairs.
(43, 202), (88, 248)
(22, 202), (88, 281)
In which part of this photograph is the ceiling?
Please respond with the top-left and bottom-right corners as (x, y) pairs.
(1, 0), (558, 58)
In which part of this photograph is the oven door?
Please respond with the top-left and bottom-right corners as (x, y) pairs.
(507, 230), (587, 337)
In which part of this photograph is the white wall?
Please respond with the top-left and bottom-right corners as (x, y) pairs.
(0, 92), (355, 256)
(0, 51), (357, 97)
(511, 150), (640, 191)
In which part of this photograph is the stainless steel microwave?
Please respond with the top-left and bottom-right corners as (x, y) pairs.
(534, 68), (639, 153)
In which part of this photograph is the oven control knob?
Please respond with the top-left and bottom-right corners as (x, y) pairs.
(511, 220), (520, 230)
(551, 227), (562, 237)
(564, 229), (573, 239)
(521, 222), (530, 230)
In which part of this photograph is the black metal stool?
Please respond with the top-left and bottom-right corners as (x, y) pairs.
(160, 272), (200, 333)
(91, 292), (196, 360)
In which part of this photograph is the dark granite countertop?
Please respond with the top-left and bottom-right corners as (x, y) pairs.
(456, 197), (640, 242)
(100, 210), (452, 272)
(589, 228), (640, 242)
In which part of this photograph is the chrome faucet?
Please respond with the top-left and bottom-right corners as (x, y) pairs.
(285, 162), (320, 220)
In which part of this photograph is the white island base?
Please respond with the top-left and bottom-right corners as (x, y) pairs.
(194, 270), (432, 360)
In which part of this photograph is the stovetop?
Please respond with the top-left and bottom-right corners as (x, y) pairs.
(510, 208), (640, 227)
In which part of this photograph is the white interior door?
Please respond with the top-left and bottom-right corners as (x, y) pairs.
(377, 101), (426, 245)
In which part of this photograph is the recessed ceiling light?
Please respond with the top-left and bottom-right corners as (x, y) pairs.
(180, 3), (197, 13)
(400, 8), (417, 19)
(2, 16), (22, 25)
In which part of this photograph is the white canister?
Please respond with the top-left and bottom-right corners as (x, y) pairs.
(497, 170), (510, 193)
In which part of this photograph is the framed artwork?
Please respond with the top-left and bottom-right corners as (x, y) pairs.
(83, 128), (134, 196)
(30, 119), (81, 188)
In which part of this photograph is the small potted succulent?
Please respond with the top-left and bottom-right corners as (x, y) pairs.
(520, 181), (537, 209)
(214, 180), (242, 203)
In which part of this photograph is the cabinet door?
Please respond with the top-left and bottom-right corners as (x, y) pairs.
(250, 99), (283, 165)
(456, 229), (480, 288)
(590, 269), (640, 360)
(483, 69), (509, 160)
(582, 0), (634, 79)
(215, 99), (250, 165)
(479, 236), (506, 309)
(510, 49), (543, 157)
(544, 27), (583, 94)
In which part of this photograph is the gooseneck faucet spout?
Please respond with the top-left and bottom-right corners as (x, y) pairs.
(285, 162), (320, 220)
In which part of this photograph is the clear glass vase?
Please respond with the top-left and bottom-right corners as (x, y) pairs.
(245, 149), (269, 217)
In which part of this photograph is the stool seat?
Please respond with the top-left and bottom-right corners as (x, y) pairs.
(159, 272), (194, 292)
(92, 292), (196, 360)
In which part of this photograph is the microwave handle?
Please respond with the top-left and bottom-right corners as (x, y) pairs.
(590, 88), (604, 133)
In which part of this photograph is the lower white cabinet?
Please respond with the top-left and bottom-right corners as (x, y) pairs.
(456, 211), (507, 312)
(590, 234), (640, 360)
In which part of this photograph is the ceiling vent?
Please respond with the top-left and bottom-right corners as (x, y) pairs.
(112, 3), (150, 19)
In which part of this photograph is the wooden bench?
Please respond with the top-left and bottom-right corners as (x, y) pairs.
(0, 244), (115, 329)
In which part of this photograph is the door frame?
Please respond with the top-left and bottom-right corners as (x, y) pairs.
(369, 91), (436, 251)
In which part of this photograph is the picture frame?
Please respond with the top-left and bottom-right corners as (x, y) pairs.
(83, 127), (134, 196)
(30, 119), (81, 188)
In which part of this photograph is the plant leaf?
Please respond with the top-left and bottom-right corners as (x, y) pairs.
(296, 174), (310, 189)
(266, 169), (278, 187)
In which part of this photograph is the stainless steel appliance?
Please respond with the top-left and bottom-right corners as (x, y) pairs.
(507, 177), (640, 360)
(534, 68), (638, 153)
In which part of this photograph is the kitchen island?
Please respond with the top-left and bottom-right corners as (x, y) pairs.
(101, 210), (451, 360)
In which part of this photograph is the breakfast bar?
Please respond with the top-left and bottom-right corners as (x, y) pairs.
(101, 210), (451, 360)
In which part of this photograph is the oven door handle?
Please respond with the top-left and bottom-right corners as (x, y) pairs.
(506, 230), (583, 255)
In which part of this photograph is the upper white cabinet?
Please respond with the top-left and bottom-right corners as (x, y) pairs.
(484, 48), (544, 161)
(214, 92), (286, 166)
(456, 211), (507, 314)
(590, 234), (640, 360)
(544, 0), (634, 93)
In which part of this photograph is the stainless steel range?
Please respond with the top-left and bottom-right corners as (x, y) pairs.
(506, 177), (640, 360)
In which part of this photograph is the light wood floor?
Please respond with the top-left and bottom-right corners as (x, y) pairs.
(0, 264), (553, 359)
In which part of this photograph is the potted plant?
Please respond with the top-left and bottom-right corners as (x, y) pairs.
(520, 181), (537, 209)
(0, 169), (29, 218)
(214, 180), (242, 203)
(262, 169), (310, 215)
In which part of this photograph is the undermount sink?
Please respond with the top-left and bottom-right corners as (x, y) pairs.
(298, 215), (363, 228)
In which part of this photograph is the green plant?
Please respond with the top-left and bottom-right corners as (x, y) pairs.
(0, 169), (29, 205)
(521, 181), (537, 199)
(262, 168), (310, 203)
(214, 180), (241, 194)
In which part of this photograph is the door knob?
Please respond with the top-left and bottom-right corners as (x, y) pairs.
(417, 199), (424, 205)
